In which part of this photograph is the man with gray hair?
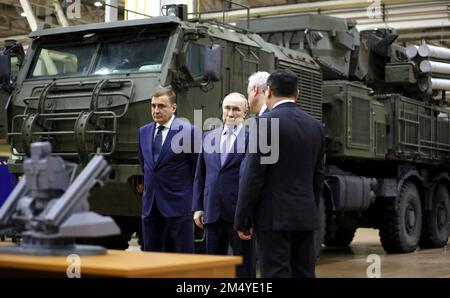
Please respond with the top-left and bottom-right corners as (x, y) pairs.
(247, 71), (270, 116)
(193, 92), (255, 278)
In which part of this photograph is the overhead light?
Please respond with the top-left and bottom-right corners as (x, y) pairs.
(94, 1), (103, 7)
(20, 12), (26, 17)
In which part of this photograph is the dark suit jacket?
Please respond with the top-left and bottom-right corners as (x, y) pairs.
(234, 102), (325, 232)
(193, 126), (248, 224)
(239, 107), (269, 179)
(138, 117), (199, 218)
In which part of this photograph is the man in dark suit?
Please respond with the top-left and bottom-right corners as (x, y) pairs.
(247, 71), (270, 116)
(235, 70), (325, 278)
(193, 92), (255, 278)
(138, 87), (199, 253)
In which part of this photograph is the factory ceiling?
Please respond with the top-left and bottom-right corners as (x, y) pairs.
(0, 0), (449, 47)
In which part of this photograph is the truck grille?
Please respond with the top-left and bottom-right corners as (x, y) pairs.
(351, 96), (371, 146)
(278, 60), (323, 120)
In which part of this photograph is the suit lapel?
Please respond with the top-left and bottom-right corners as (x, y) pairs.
(214, 128), (222, 168)
(145, 123), (156, 168)
(221, 127), (247, 169)
(154, 118), (180, 167)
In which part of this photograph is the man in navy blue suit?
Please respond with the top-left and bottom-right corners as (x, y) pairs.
(138, 87), (199, 253)
(235, 70), (325, 278)
(247, 71), (270, 117)
(192, 92), (255, 278)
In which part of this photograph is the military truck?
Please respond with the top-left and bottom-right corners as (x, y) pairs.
(237, 14), (450, 253)
(1, 12), (322, 249)
(4, 7), (449, 253)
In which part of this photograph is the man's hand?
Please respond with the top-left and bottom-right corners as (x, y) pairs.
(193, 211), (205, 229)
(237, 228), (253, 240)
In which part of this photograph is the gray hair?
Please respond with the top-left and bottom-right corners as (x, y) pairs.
(248, 71), (270, 91)
(223, 92), (249, 111)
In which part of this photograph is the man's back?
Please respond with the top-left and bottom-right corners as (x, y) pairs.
(235, 70), (325, 277)
(251, 102), (324, 231)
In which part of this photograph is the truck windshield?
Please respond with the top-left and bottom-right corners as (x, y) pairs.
(29, 44), (96, 78)
(28, 33), (170, 79)
(93, 36), (169, 75)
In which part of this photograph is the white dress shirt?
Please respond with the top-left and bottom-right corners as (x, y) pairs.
(259, 104), (268, 116)
(220, 123), (243, 153)
(154, 114), (175, 145)
(272, 99), (296, 110)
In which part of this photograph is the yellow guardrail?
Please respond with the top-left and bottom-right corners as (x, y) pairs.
(0, 139), (11, 158)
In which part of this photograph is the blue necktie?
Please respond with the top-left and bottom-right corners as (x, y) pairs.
(153, 125), (165, 162)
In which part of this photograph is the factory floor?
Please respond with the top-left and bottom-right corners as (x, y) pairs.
(126, 228), (450, 278)
(1, 229), (448, 277)
(316, 228), (450, 278)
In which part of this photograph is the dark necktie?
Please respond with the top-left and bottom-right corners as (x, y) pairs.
(153, 125), (165, 162)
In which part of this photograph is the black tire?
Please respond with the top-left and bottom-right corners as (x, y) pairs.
(419, 184), (450, 248)
(379, 182), (422, 253)
(324, 214), (357, 247)
(314, 196), (326, 258)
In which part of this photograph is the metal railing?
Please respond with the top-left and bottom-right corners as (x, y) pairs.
(8, 78), (135, 160)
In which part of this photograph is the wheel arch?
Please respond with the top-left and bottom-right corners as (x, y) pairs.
(425, 173), (450, 211)
(398, 170), (424, 203)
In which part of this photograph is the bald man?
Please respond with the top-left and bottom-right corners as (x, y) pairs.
(192, 92), (255, 278)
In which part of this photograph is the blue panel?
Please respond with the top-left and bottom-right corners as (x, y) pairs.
(0, 158), (16, 207)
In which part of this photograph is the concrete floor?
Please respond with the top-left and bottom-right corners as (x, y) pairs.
(3, 228), (447, 277)
(127, 228), (450, 278)
(316, 228), (450, 278)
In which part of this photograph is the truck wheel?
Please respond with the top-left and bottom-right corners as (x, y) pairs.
(419, 184), (450, 248)
(324, 214), (357, 247)
(314, 196), (326, 258)
(379, 182), (422, 253)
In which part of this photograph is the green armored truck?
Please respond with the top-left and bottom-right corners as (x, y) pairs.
(238, 14), (450, 253)
(2, 14), (322, 249)
(4, 8), (449, 253)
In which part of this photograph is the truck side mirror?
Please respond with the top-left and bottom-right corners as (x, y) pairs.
(203, 44), (221, 82)
(182, 43), (222, 82)
(0, 50), (12, 91)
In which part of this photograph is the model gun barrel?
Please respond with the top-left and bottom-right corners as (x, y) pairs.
(43, 155), (111, 227)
